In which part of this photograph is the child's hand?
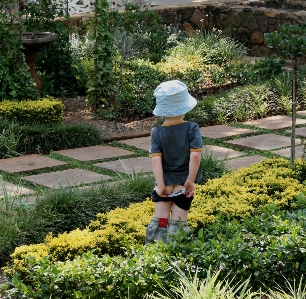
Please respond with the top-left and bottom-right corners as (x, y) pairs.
(155, 186), (168, 198)
(184, 180), (196, 198)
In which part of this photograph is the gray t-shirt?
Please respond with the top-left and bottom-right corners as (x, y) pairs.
(149, 121), (202, 186)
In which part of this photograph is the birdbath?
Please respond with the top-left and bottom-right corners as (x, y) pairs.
(21, 32), (57, 90)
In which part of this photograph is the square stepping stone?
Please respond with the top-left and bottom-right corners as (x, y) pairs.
(297, 111), (306, 117)
(0, 154), (67, 173)
(119, 136), (151, 151)
(0, 181), (35, 198)
(203, 145), (245, 160)
(200, 125), (256, 139)
(225, 134), (301, 151)
(23, 169), (111, 189)
(243, 115), (306, 130)
(95, 157), (152, 174)
(225, 155), (265, 171)
(286, 127), (306, 137)
(271, 145), (305, 159)
(54, 145), (134, 161)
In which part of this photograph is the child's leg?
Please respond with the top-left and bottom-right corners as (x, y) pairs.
(171, 203), (188, 221)
(145, 201), (172, 244)
(168, 202), (191, 241)
(154, 201), (172, 218)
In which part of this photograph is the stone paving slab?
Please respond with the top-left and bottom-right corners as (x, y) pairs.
(200, 125), (257, 139)
(286, 127), (306, 137)
(203, 145), (245, 160)
(0, 154), (67, 173)
(271, 145), (304, 159)
(95, 157), (152, 174)
(54, 145), (134, 161)
(23, 169), (111, 189)
(243, 115), (306, 130)
(297, 111), (306, 117)
(225, 155), (265, 171)
(0, 181), (35, 198)
(118, 136), (151, 151)
(225, 134), (301, 151)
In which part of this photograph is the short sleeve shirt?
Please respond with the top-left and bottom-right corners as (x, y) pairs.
(149, 121), (202, 186)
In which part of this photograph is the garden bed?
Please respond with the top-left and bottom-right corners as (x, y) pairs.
(61, 96), (158, 140)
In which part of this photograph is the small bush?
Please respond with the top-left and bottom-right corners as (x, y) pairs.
(0, 97), (64, 126)
(168, 29), (246, 66)
(0, 119), (102, 154)
(187, 83), (279, 126)
(0, 177), (154, 267)
(18, 123), (102, 153)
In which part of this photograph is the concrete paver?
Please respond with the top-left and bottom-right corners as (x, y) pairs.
(271, 145), (305, 159)
(203, 145), (245, 160)
(200, 125), (257, 139)
(0, 181), (35, 198)
(243, 115), (306, 130)
(297, 111), (306, 117)
(225, 155), (265, 171)
(0, 154), (67, 173)
(54, 145), (134, 161)
(95, 157), (152, 174)
(286, 127), (306, 137)
(119, 136), (151, 151)
(225, 134), (301, 151)
(23, 169), (111, 189)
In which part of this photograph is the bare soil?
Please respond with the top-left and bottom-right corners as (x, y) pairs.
(61, 96), (158, 139)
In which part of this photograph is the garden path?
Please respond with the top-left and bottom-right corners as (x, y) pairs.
(1, 113), (306, 202)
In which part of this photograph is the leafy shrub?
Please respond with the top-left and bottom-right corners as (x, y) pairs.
(156, 55), (204, 91)
(0, 2), (39, 102)
(0, 119), (102, 154)
(188, 157), (304, 231)
(101, 59), (167, 120)
(167, 29), (246, 66)
(0, 176), (154, 267)
(187, 83), (280, 126)
(209, 58), (284, 88)
(6, 204), (306, 298)
(6, 158), (305, 276)
(18, 123), (101, 154)
(0, 97), (64, 125)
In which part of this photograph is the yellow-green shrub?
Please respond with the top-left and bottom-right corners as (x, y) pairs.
(188, 157), (304, 229)
(0, 96), (64, 125)
(5, 157), (305, 276)
(5, 201), (154, 275)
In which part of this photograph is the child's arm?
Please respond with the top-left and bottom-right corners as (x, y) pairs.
(151, 156), (167, 197)
(184, 151), (202, 198)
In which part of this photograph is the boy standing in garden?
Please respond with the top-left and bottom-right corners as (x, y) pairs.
(145, 80), (203, 244)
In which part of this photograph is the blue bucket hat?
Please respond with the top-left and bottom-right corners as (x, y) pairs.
(153, 80), (197, 117)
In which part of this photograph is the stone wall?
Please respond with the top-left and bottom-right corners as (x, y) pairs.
(66, 0), (306, 56)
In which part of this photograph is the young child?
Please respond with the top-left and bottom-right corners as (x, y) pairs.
(145, 80), (202, 244)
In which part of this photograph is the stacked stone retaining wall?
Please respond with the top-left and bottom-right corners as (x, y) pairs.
(65, 0), (306, 56)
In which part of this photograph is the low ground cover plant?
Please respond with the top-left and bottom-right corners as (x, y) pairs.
(4, 194), (306, 298)
(0, 175), (154, 267)
(4, 157), (306, 292)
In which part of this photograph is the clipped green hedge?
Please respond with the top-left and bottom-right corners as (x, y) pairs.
(18, 123), (102, 153)
(5, 157), (306, 277)
(0, 120), (102, 154)
(0, 97), (64, 125)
